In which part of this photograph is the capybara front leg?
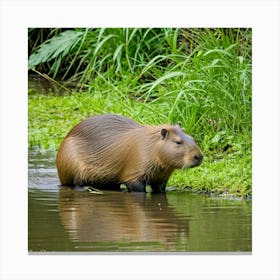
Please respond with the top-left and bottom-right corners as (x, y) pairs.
(126, 181), (146, 192)
(151, 182), (167, 193)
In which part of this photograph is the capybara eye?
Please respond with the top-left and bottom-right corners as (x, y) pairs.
(176, 140), (182, 145)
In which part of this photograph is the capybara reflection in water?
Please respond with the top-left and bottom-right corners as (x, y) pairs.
(56, 114), (203, 192)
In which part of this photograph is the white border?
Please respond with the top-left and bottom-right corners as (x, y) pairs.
(1, 0), (279, 279)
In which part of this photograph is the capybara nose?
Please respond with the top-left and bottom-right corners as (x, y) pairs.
(193, 153), (203, 166)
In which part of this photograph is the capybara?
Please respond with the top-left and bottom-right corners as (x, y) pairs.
(56, 114), (203, 192)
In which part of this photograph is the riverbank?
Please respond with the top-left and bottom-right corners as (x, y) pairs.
(28, 89), (251, 197)
(28, 28), (252, 198)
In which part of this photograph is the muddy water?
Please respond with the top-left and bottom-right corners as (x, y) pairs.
(28, 149), (252, 253)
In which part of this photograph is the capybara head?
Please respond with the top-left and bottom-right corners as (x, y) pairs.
(155, 124), (203, 169)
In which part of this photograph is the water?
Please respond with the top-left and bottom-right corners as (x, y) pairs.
(28, 149), (252, 253)
(28, 74), (83, 95)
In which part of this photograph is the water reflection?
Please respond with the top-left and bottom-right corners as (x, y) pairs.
(28, 149), (252, 252)
(59, 188), (189, 249)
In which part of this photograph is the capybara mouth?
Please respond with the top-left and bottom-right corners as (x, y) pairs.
(182, 153), (203, 169)
(192, 158), (203, 167)
(190, 154), (203, 168)
(190, 163), (201, 168)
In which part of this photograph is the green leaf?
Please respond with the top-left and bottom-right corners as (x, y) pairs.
(28, 30), (84, 69)
(211, 131), (226, 143)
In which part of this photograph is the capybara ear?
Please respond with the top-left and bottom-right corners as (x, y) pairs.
(161, 128), (168, 139)
(177, 122), (186, 132)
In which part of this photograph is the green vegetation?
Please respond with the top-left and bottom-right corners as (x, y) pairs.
(28, 28), (252, 197)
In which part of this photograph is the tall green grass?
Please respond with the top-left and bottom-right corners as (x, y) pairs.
(28, 28), (251, 151)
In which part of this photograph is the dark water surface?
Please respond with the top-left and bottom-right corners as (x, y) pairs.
(28, 149), (252, 253)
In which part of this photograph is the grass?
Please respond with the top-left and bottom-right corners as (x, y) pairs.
(28, 28), (252, 197)
(28, 89), (251, 197)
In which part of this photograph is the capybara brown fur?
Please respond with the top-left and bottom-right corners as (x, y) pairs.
(56, 114), (203, 192)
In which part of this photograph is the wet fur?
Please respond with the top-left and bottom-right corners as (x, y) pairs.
(56, 114), (202, 192)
